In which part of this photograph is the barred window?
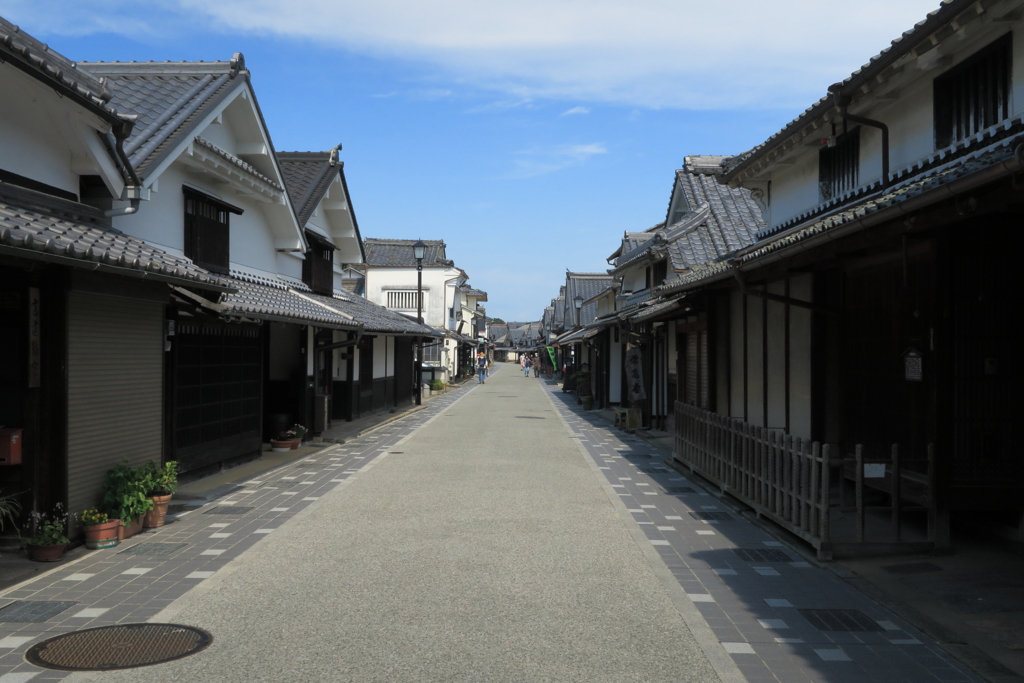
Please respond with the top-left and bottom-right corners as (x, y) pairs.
(935, 34), (1011, 149)
(420, 343), (443, 364)
(184, 190), (235, 274)
(386, 290), (423, 310)
(818, 128), (860, 202)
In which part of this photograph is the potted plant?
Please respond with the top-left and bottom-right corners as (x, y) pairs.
(22, 504), (74, 562)
(429, 380), (445, 393)
(0, 491), (21, 534)
(141, 460), (178, 528)
(80, 508), (120, 549)
(271, 429), (296, 452)
(100, 460), (154, 541)
(290, 424), (308, 449)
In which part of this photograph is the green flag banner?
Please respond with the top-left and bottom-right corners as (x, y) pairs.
(546, 346), (557, 369)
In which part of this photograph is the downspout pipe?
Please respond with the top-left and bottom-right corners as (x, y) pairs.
(104, 117), (145, 217)
(829, 83), (889, 189)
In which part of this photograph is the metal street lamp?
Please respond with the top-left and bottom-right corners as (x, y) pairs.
(573, 294), (583, 327)
(413, 240), (426, 405)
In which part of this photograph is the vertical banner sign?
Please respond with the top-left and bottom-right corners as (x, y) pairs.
(546, 346), (557, 369)
(626, 347), (646, 401)
(28, 287), (41, 388)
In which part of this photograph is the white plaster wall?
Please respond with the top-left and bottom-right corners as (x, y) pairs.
(0, 69), (91, 196)
(372, 335), (387, 378)
(364, 267), (459, 329)
(763, 18), (1024, 231)
(622, 266), (647, 293)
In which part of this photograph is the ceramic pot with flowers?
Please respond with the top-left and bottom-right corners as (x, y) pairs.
(80, 508), (120, 549)
(290, 424), (308, 449)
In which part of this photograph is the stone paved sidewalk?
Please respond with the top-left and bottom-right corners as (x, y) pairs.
(543, 384), (983, 683)
(0, 378), (479, 682)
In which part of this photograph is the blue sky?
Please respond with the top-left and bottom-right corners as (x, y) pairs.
(1, 1), (940, 321)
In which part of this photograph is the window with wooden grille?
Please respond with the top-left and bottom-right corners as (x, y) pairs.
(818, 128), (860, 202)
(302, 233), (335, 295)
(934, 34), (1011, 149)
(386, 290), (423, 310)
(184, 190), (235, 274)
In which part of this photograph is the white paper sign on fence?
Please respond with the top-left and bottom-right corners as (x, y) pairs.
(863, 463), (886, 478)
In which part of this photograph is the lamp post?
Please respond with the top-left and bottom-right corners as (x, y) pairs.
(413, 240), (426, 406)
(574, 295), (583, 327)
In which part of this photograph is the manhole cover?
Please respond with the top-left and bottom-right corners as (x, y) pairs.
(25, 623), (213, 671)
(118, 543), (188, 557)
(666, 487), (697, 494)
(799, 609), (883, 632)
(689, 511), (733, 521)
(733, 548), (792, 563)
(0, 601), (77, 623)
(204, 506), (254, 515)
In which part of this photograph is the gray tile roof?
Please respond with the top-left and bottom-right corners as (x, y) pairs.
(0, 17), (119, 117)
(565, 273), (613, 324)
(460, 286), (487, 300)
(219, 275), (358, 329)
(0, 183), (229, 291)
(363, 238), (453, 268)
(278, 150), (340, 228)
(656, 132), (1024, 297)
(612, 158), (763, 277)
(194, 137), (283, 191)
(79, 58), (248, 180)
(721, 0), (978, 184)
(306, 290), (438, 336)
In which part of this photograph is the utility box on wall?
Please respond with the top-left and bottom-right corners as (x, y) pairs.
(0, 428), (22, 465)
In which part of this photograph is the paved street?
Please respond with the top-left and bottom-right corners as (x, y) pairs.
(0, 366), (985, 682)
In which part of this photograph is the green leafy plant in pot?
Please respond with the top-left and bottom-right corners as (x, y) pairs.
(142, 460), (178, 529)
(22, 503), (75, 562)
(101, 460), (154, 541)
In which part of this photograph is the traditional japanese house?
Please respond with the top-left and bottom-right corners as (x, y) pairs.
(663, 0), (1024, 558)
(0, 19), (230, 525)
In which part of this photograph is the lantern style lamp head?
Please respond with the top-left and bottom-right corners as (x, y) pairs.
(412, 240), (426, 261)
(574, 295), (583, 309)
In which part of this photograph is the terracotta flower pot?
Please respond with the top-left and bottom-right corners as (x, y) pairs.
(143, 495), (173, 528)
(84, 519), (121, 549)
(117, 517), (143, 541)
(27, 543), (66, 562)
(289, 439), (302, 450)
(270, 439), (291, 452)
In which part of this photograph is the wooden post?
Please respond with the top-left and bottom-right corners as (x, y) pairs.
(819, 443), (829, 546)
(927, 443), (936, 544)
(891, 444), (901, 543)
(856, 444), (865, 543)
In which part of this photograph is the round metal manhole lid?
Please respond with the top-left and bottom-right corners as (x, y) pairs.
(25, 623), (212, 671)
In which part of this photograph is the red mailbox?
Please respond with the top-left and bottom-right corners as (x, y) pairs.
(0, 428), (22, 465)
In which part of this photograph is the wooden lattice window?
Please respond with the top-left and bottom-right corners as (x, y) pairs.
(935, 34), (1011, 149)
(819, 128), (860, 202)
(303, 232), (335, 295)
(184, 189), (240, 274)
(386, 291), (423, 310)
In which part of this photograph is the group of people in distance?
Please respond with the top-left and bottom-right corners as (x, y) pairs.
(519, 352), (547, 379)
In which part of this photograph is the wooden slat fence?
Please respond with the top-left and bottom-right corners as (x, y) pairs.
(674, 402), (830, 554)
(674, 402), (937, 560)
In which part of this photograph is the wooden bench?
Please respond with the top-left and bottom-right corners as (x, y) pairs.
(612, 407), (629, 428)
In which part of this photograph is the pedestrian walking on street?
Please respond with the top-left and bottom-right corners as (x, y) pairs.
(533, 354), (542, 378)
(523, 355), (532, 377)
(477, 353), (488, 384)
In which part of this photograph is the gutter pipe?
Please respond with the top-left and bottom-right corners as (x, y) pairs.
(829, 84), (889, 189)
(315, 329), (364, 354)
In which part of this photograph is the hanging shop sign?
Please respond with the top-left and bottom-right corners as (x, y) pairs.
(626, 346), (646, 401)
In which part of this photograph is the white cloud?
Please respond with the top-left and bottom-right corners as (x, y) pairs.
(561, 106), (590, 116)
(510, 143), (607, 178)
(6, 0), (943, 109)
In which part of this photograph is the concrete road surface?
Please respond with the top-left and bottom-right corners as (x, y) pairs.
(78, 368), (725, 683)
